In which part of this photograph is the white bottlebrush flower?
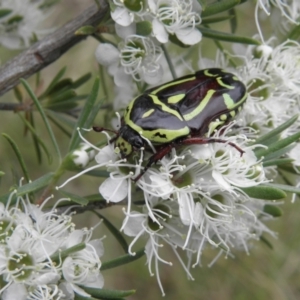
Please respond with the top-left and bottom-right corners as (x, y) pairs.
(119, 35), (163, 83)
(110, 0), (147, 26)
(122, 197), (193, 295)
(148, 0), (202, 45)
(0, 0), (53, 49)
(95, 36), (163, 85)
(62, 240), (104, 298)
(0, 190), (105, 298)
(257, 0), (299, 24)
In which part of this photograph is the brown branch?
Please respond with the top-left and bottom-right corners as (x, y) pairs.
(0, 1), (109, 97)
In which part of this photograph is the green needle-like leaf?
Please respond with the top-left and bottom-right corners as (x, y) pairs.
(2, 133), (30, 183)
(72, 73), (92, 89)
(20, 79), (62, 162)
(18, 113), (52, 164)
(16, 173), (54, 196)
(202, 15), (234, 25)
(240, 185), (287, 200)
(93, 211), (128, 253)
(46, 113), (72, 138)
(51, 243), (86, 262)
(79, 287), (135, 299)
(200, 27), (260, 45)
(69, 77), (100, 151)
(286, 24), (300, 41)
(202, 0), (242, 17)
(263, 158), (294, 167)
(252, 115), (298, 146)
(264, 183), (300, 196)
(260, 235), (273, 249)
(263, 204), (283, 217)
(229, 8), (237, 33)
(40, 66), (67, 98)
(101, 248), (145, 271)
(0, 9), (12, 18)
(255, 131), (300, 159)
(59, 190), (89, 205)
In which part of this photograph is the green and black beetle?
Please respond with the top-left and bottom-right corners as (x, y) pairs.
(94, 68), (247, 181)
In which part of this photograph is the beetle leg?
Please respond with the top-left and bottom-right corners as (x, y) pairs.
(133, 143), (174, 182)
(93, 126), (118, 135)
(179, 137), (244, 156)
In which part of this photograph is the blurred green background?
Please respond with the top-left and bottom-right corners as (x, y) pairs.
(0, 1), (299, 299)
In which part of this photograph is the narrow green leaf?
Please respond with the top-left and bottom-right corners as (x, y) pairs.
(202, 15), (233, 25)
(85, 100), (107, 133)
(202, 0), (241, 17)
(46, 109), (76, 129)
(46, 101), (77, 112)
(228, 8), (237, 33)
(79, 287), (135, 299)
(40, 66), (67, 98)
(254, 132), (300, 159)
(16, 173), (54, 196)
(30, 112), (42, 164)
(46, 113), (72, 138)
(240, 185), (287, 200)
(252, 115), (298, 145)
(2, 133), (30, 182)
(75, 25), (96, 35)
(278, 164), (299, 174)
(38, 0), (60, 9)
(7, 15), (23, 24)
(263, 204), (282, 217)
(85, 194), (106, 201)
(20, 79), (61, 162)
(0, 192), (15, 204)
(46, 78), (73, 97)
(93, 211), (128, 253)
(263, 158), (294, 167)
(200, 27), (261, 45)
(51, 243), (86, 262)
(264, 183), (300, 196)
(18, 113), (52, 164)
(0, 171), (4, 177)
(262, 145), (295, 162)
(69, 77), (100, 151)
(101, 248), (145, 271)
(0, 9), (12, 18)
(59, 190), (89, 205)
(13, 86), (23, 102)
(48, 89), (77, 104)
(286, 24), (300, 41)
(74, 295), (96, 300)
(260, 235), (273, 249)
(72, 73), (92, 89)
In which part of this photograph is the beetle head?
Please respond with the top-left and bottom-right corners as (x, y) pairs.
(115, 125), (144, 158)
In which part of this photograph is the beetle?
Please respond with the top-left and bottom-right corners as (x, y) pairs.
(94, 68), (247, 181)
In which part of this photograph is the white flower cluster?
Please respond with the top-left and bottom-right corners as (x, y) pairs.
(197, 39), (300, 167)
(95, 0), (202, 87)
(62, 122), (278, 295)
(0, 0), (53, 49)
(0, 192), (104, 299)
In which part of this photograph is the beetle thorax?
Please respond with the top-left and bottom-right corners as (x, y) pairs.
(115, 125), (144, 157)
